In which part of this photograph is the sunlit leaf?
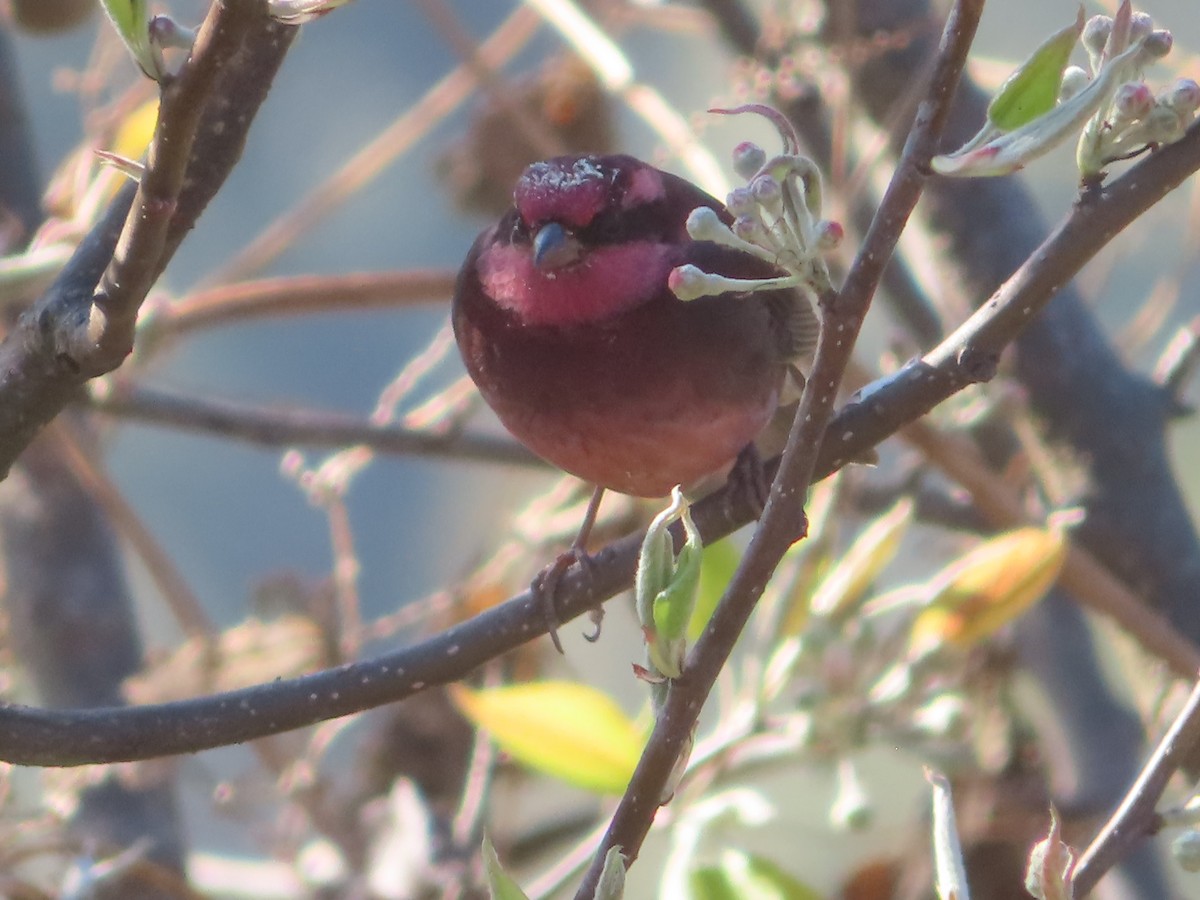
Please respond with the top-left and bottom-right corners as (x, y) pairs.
(988, 8), (1085, 131)
(451, 681), (642, 794)
(483, 836), (530, 900)
(910, 527), (1067, 655)
(810, 497), (913, 620)
(690, 850), (822, 900)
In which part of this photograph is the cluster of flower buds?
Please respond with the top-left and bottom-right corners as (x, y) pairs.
(1076, 10), (1199, 173)
(933, 0), (1197, 179)
(669, 104), (841, 308)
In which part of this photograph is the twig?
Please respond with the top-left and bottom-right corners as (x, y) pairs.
(86, 383), (544, 469)
(143, 269), (457, 346)
(49, 418), (215, 640)
(201, 6), (540, 286)
(1072, 675), (1200, 895)
(573, 2), (983, 893)
(89, 0), (257, 370)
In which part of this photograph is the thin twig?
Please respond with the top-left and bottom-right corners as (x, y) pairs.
(89, 0), (257, 370)
(143, 269), (456, 347)
(85, 383), (544, 469)
(49, 418), (215, 640)
(201, 6), (539, 287)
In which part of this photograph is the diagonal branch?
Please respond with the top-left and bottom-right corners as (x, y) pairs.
(0, 0), (297, 480)
(1072, 676), (1200, 895)
(572, 2), (983, 892)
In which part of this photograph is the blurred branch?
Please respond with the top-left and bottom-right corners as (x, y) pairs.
(1072, 676), (1200, 895)
(86, 383), (544, 469)
(203, 5), (540, 286)
(142, 269), (457, 346)
(0, 0), (297, 480)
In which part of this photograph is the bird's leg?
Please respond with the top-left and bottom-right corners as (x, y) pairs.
(531, 485), (605, 652)
(725, 443), (771, 520)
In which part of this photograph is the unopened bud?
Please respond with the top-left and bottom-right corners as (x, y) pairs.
(816, 219), (844, 251)
(1081, 15), (1112, 58)
(1113, 82), (1154, 122)
(750, 173), (782, 214)
(1141, 29), (1173, 60)
(1059, 66), (1090, 102)
(732, 215), (772, 249)
(732, 141), (767, 180)
(1128, 12), (1154, 45)
(685, 206), (730, 243)
(1163, 79), (1200, 115)
(668, 264), (712, 301)
(725, 186), (756, 217)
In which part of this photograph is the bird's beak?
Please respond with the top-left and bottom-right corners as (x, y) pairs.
(532, 222), (583, 270)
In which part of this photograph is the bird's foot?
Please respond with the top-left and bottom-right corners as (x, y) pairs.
(531, 485), (606, 653)
(531, 547), (600, 653)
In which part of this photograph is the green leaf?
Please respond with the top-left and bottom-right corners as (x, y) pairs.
(690, 851), (822, 900)
(652, 508), (703, 644)
(690, 538), (739, 641)
(451, 681), (642, 794)
(988, 7), (1085, 131)
(482, 836), (530, 900)
(98, 0), (160, 79)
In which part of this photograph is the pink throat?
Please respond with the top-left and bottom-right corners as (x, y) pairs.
(478, 240), (675, 327)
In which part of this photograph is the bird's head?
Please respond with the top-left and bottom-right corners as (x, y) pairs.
(472, 155), (722, 328)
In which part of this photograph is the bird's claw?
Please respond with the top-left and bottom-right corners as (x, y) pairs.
(531, 547), (599, 653)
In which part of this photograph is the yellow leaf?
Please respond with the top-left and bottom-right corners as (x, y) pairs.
(450, 681), (642, 794)
(811, 497), (914, 620)
(910, 527), (1067, 654)
(110, 98), (159, 162)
